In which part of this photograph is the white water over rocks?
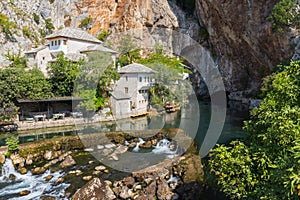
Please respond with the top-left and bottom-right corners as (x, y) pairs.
(0, 159), (69, 199)
(133, 138), (145, 152)
(152, 139), (177, 158)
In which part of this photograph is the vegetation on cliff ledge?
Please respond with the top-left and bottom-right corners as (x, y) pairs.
(268, 0), (299, 33)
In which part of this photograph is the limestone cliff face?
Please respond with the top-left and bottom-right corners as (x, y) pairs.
(0, 0), (184, 63)
(73, 0), (179, 34)
(0, 0), (298, 99)
(195, 0), (298, 98)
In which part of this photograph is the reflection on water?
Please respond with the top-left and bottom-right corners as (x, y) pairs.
(0, 101), (249, 151)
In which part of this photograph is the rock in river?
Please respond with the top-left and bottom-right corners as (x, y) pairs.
(32, 167), (46, 175)
(20, 190), (31, 196)
(95, 165), (106, 171)
(59, 155), (76, 168)
(45, 175), (54, 181)
(0, 153), (5, 164)
(72, 178), (116, 200)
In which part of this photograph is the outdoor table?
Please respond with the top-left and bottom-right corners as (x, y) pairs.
(34, 115), (46, 122)
(53, 113), (65, 120)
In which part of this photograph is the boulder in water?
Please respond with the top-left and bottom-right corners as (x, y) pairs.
(32, 167), (46, 175)
(82, 176), (93, 181)
(109, 153), (119, 161)
(93, 170), (101, 175)
(72, 178), (116, 200)
(129, 142), (136, 148)
(102, 148), (113, 156)
(18, 167), (27, 174)
(0, 153), (5, 164)
(9, 173), (16, 181)
(25, 154), (33, 165)
(10, 154), (25, 167)
(95, 165), (106, 171)
(19, 190), (31, 196)
(157, 179), (175, 200)
(105, 143), (116, 149)
(114, 145), (128, 154)
(44, 150), (53, 160)
(45, 175), (54, 181)
(54, 177), (64, 185)
(75, 170), (83, 176)
(40, 195), (56, 200)
(113, 135), (125, 144)
(141, 141), (152, 148)
(59, 155), (76, 168)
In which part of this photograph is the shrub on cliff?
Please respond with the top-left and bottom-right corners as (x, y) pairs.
(208, 60), (300, 199)
(268, 0), (299, 32)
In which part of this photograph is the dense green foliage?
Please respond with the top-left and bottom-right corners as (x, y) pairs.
(74, 52), (119, 112)
(0, 68), (52, 121)
(97, 30), (110, 41)
(47, 53), (82, 97)
(33, 13), (40, 24)
(0, 13), (16, 37)
(208, 60), (300, 199)
(267, 0), (299, 32)
(117, 34), (141, 66)
(139, 51), (191, 107)
(79, 16), (93, 30)
(4, 49), (27, 68)
(5, 135), (19, 153)
(45, 18), (54, 34)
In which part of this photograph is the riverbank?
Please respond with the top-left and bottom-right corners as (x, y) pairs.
(0, 128), (223, 199)
(16, 109), (163, 132)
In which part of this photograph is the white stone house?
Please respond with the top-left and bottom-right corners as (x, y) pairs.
(111, 63), (155, 119)
(25, 28), (117, 75)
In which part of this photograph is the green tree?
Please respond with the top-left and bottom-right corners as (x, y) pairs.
(5, 135), (19, 153)
(23, 69), (53, 99)
(0, 68), (52, 121)
(79, 16), (93, 30)
(208, 60), (300, 199)
(0, 13), (17, 37)
(47, 53), (82, 97)
(45, 18), (54, 34)
(4, 49), (28, 68)
(117, 34), (141, 66)
(138, 51), (191, 106)
(97, 30), (110, 41)
(267, 0), (299, 32)
(74, 51), (118, 112)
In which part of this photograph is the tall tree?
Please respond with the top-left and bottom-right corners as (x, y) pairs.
(139, 51), (191, 106)
(117, 34), (141, 66)
(0, 68), (52, 121)
(74, 51), (119, 112)
(47, 53), (83, 97)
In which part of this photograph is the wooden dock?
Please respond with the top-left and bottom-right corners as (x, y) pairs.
(130, 112), (149, 118)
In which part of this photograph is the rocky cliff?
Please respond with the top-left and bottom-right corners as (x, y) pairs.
(195, 0), (299, 98)
(0, 0), (197, 61)
(0, 0), (298, 99)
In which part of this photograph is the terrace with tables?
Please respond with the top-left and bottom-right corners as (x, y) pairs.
(16, 97), (85, 130)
